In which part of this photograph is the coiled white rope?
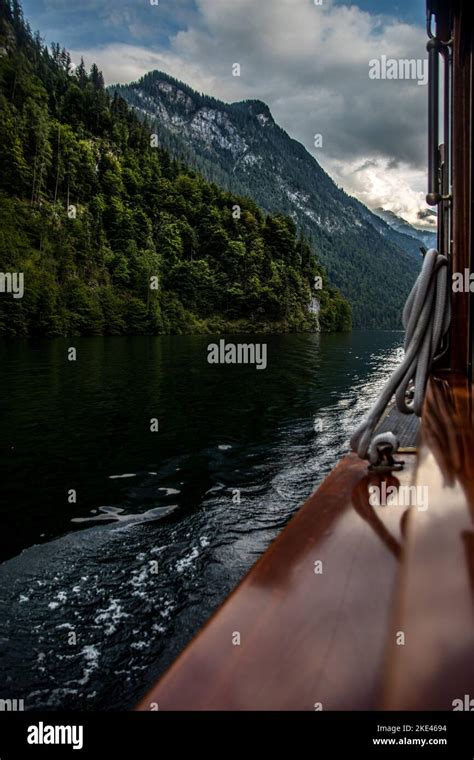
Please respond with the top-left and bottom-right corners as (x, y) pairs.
(350, 248), (451, 464)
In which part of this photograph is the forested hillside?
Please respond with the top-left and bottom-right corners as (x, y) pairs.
(115, 71), (422, 328)
(0, 0), (351, 336)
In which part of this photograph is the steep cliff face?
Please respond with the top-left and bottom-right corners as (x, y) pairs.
(112, 71), (421, 328)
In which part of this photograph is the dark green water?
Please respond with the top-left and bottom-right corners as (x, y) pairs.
(0, 331), (402, 709)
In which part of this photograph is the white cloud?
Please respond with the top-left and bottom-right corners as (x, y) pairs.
(325, 156), (434, 227)
(72, 0), (432, 227)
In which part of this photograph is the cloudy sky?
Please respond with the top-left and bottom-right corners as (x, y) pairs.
(22, 0), (433, 229)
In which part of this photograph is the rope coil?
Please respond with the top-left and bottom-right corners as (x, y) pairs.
(350, 248), (451, 464)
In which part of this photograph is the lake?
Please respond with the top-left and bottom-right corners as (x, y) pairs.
(0, 331), (403, 709)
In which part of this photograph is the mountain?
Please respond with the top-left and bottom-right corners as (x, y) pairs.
(112, 71), (422, 328)
(0, 0), (351, 337)
(374, 207), (437, 252)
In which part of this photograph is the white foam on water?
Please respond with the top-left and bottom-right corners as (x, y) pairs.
(76, 645), (100, 686)
(94, 599), (129, 635)
(159, 599), (175, 619)
(175, 546), (199, 573)
(71, 504), (178, 525)
(130, 640), (150, 651)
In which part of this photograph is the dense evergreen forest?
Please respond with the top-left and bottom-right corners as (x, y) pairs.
(0, 0), (351, 336)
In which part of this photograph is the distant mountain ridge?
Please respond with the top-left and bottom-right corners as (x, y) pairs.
(112, 71), (422, 328)
(374, 207), (437, 252)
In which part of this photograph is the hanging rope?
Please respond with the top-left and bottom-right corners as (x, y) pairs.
(350, 247), (451, 465)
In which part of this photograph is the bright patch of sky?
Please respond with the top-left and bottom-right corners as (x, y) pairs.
(334, 0), (426, 26)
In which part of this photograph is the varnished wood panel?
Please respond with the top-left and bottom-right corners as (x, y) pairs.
(382, 373), (474, 710)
